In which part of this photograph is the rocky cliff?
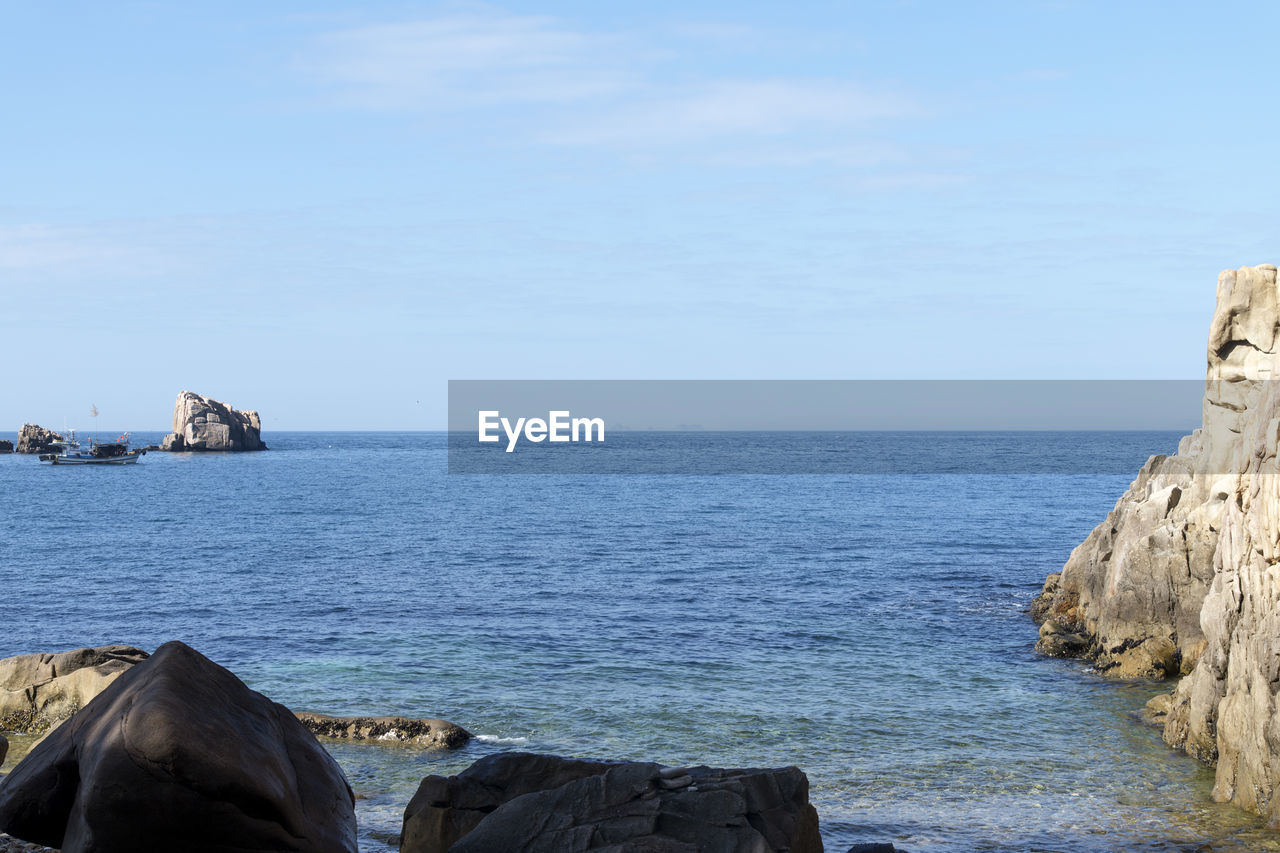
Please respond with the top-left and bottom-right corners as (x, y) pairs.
(1033, 263), (1280, 820)
(160, 391), (266, 452)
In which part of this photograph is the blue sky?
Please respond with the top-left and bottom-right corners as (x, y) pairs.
(2, 1), (1277, 429)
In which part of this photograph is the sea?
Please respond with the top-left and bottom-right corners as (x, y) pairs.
(2, 431), (1276, 853)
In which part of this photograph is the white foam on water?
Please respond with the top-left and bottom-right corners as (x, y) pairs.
(475, 734), (530, 744)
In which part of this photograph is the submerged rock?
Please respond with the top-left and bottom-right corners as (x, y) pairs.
(160, 390), (266, 452)
(13, 426), (61, 455)
(401, 751), (823, 853)
(0, 641), (356, 853)
(296, 712), (470, 747)
(0, 645), (148, 732)
(1141, 693), (1173, 728)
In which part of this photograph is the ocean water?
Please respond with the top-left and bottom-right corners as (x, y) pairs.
(1, 431), (1276, 852)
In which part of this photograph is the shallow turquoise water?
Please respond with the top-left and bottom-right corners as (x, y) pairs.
(2, 431), (1276, 851)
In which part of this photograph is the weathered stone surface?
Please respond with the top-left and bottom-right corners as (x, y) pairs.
(1032, 264), (1280, 680)
(1141, 693), (1173, 728)
(401, 752), (823, 853)
(0, 645), (148, 732)
(13, 426), (61, 455)
(295, 712), (471, 748)
(0, 440), (12, 454)
(1035, 264), (1280, 822)
(0, 641), (356, 853)
(1034, 627), (1090, 659)
(160, 391), (266, 452)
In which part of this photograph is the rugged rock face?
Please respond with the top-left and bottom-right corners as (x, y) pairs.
(401, 752), (823, 853)
(1032, 264), (1280, 678)
(0, 641), (356, 853)
(13, 426), (61, 455)
(160, 391), (266, 451)
(0, 645), (148, 732)
(296, 712), (471, 747)
(1161, 380), (1280, 818)
(1034, 264), (1280, 821)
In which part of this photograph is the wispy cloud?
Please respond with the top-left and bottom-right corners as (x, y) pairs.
(301, 13), (634, 108)
(541, 80), (919, 148)
(297, 9), (932, 165)
(0, 224), (142, 271)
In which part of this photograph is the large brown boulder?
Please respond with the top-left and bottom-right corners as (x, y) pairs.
(0, 641), (356, 853)
(160, 391), (266, 451)
(401, 752), (823, 853)
(0, 645), (148, 732)
(13, 426), (61, 455)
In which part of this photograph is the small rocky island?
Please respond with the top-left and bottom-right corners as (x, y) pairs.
(12, 426), (62, 455)
(160, 390), (266, 452)
(1034, 263), (1280, 824)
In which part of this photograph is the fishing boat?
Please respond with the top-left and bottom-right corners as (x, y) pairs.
(39, 430), (145, 465)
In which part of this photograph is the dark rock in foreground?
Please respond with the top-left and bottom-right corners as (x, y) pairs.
(160, 390), (266, 451)
(0, 641), (356, 853)
(401, 751), (823, 853)
(13, 426), (60, 455)
(0, 645), (148, 733)
(0, 734), (7, 767)
(296, 712), (471, 748)
(0, 831), (57, 852)
(0, 440), (11, 454)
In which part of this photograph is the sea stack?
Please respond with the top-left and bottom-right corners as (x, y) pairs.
(1032, 263), (1280, 821)
(160, 391), (266, 452)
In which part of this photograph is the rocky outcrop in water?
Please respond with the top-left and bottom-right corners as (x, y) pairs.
(160, 391), (266, 452)
(13, 426), (61, 455)
(296, 712), (470, 747)
(0, 441), (12, 454)
(1033, 264), (1280, 821)
(401, 751), (823, 853)
(0, 645), (148, 733)
(0, 641), (356, 853)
